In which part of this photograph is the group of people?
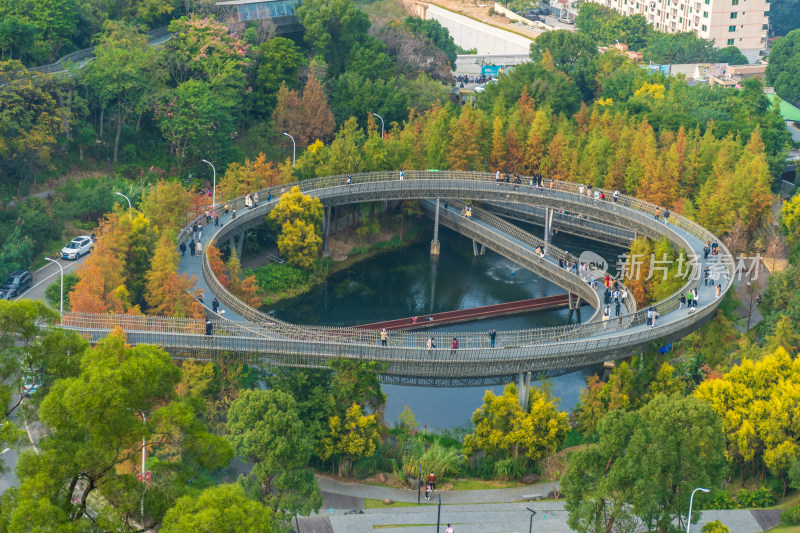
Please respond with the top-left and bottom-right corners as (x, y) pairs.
(461, 206), (473, 217)
(703, 240), (720, 259)
(244, 192), (259, 210)
(454, 74), (492, 85)
(577, 183), (618, 203)
(494, 170), (551, 189)
(203, 208), (220, 227)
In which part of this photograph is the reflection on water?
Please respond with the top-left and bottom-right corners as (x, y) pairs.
(268, 225), (622, 428)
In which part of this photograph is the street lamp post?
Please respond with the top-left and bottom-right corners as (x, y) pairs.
(686, 487), (710, 533)
(201, 159), (216, 208)
(44, 258), (64, 314)
(115, 192), (132, 219)
(371, 112), (385, 139)
(283, 132), (296, 167)
(139, 410), (146, 523)
(527, 508), (537, 533)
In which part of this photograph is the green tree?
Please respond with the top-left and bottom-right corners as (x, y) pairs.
(766, 29), (800, 106)
(227, 389), (319, 511)
(253, 37), (306, 116)
(702, 521), (731, 533)
(161, 484), (278, 533)
(45, 272), (79, 311)
(714, 46), (748, 65)
(82, 21), (161, 162)
(402, 17), (459, 68)
(768, 0), (800, 38)
(643, 32), (717, 64)
(529, 30), (599, 100)
(4, 332), (231, 528)
(295, 0), (370, 76)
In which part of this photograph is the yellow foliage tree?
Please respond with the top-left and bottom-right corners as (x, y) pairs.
(218, 153), (283, 202)
(321, 403), (382, 478)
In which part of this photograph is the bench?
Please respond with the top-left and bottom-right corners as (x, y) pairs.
(522, 494), (543, 501)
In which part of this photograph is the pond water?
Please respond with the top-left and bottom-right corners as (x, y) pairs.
(268, 225), (624, 430)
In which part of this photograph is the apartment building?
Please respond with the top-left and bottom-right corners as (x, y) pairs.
(586, 0), (769, 59)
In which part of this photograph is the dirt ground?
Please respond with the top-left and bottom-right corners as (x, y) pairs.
(401, 0), (548, 39)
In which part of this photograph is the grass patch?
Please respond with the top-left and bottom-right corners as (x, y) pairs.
(373, 525), (437, 529)
(767, 526), (800, 533)
(450, 479), (525, 490)
(364, 498), (424, 509)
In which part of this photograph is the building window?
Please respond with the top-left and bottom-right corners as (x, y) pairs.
(703, 10), (708, 16)
(730, 11), (737, 17)
(731, 0), (739, 4)
(704, 0), (709, 4)
(763, 23), (769, 30)
(727, 38), (735, 45)
(702, 24), (707, 30)
(728, 24), (736, 31)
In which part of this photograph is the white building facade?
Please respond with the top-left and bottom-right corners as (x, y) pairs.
(586, 0), (769, 60)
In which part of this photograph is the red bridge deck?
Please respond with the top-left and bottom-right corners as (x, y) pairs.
(355, 294), (574, 331)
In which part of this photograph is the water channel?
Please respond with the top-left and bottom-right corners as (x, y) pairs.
(269, 225), (624, 430)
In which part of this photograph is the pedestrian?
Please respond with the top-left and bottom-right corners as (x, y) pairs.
(663, 209), (670, 225)
(489, 329), (496, 348)
(212, 298), (219, 313)
(412, 316), (418, 324)
(179, 241), (186, 257)
(579, 184), (584, 196)
(427, 337), (435, 352)
(680, 293), (686, 309)
(425, 483), (431, 501)
(205, 319), (213, 336)
(654, 207), (661, 221)
(205, 209), (211, 224)
(346, 174), (352, 185)
(198, 292), (204, 304)
(703, 266), (710, 286)
(451, 337), (458, 356)
(224, 203), (229, 215)
(615, 301), (621, 317)
(613, 189), (619, 203)
(716, 283), (721, 298)
(693, 288), (699, 308)
(267, 192), (272, 202)
(646, 308), (653, 326)
(602, 310), (609, 328)
(381, 328), (388, 347)
(189, 239), (196, 256)
(427, 471), (436, 491)
(253, 192), (259, 206)
(652, 308), (659, 327)
(686, 290), (694, 311)
(495, 170), (501, 183)
(214, 211), (220, 227)
(196, 241), (202, 256)
(231, 208), (237, 219)
(446, 525), (454, 533)
(400, 170), (404, 181)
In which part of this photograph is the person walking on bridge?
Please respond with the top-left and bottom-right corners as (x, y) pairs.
(381, 328), (388, 347)
(446, 525), (454, 533)
(212, 298), (220, 313)
(427, 471), (436, 491)
(427, 337), (435, 352)
(451, 337), (458, 356)
(489, 329), (496, 348)
(189, 239), (196, 256)
(179, 241), (186, 257)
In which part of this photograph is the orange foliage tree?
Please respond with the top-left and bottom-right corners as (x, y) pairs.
(145, 235), (205, 318)
(218, 153), (284, 202)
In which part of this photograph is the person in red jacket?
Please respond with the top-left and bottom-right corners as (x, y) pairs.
(427, 471), (436, 491)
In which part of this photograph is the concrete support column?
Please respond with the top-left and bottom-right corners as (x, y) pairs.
(323, 206), (331, 256)
(236, 231), (245, 258)
(431, 199), (441, 256)
(518, 372), (525, 407)
(568, 292), (574, 310)
(472, 240), (479, 256)
(544, 208), (554, 253)
(480, 244), (486, 256)
(524, 371), (532, 409)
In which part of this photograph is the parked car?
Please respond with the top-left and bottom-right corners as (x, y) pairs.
(22, 374), (41, 396)
(60, 235), (93, 260)
(0, 270), (33, 299)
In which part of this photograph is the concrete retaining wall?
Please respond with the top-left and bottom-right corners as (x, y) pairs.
(422, 3), (533, 55)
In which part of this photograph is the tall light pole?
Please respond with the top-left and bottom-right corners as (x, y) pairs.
(371, 112), (385, 138)
(116, 192), (132, 220)
(139, 410), (146, 523)
(44, 258), (64, 314)
(686, 487), (710, 533)
(283, 132), (296, 167)
(201, 159), (216, 208)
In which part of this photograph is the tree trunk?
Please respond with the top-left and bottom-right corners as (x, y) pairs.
(98, 106), (104, 139)
(79, 146), (84, 161)
(136, 110), (143, 132)
(113, 110), (123, 162)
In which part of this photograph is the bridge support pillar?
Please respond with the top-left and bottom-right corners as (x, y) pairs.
(431, 199), (441, 256)
(544, 208), (554, 253)
(472, 240), (479, 256)
(236, 231), (245, 258)
(518, 371), (532, 409)
(322, 206), (331, 256)
(480, 243), (486, 256)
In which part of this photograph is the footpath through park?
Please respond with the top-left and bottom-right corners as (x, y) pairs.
(302, 476), (782, 533)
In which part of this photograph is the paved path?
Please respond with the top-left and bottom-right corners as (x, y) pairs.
(314, 478), (774, 533)
(14, 256), (87, 305)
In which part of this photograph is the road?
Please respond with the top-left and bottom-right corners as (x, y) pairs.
(12, 254), (88, 304)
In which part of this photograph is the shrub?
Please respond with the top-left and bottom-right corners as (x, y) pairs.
(493, 457), (528, 480)
(398, 436), (463, 481)
(701, 520), (730, 533)
(252, 263), (312, 294)
(45, 273), (80, 311)
(782, 504), (800, 526)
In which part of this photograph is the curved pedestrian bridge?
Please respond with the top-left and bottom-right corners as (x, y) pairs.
(61, 171), (734, 386)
